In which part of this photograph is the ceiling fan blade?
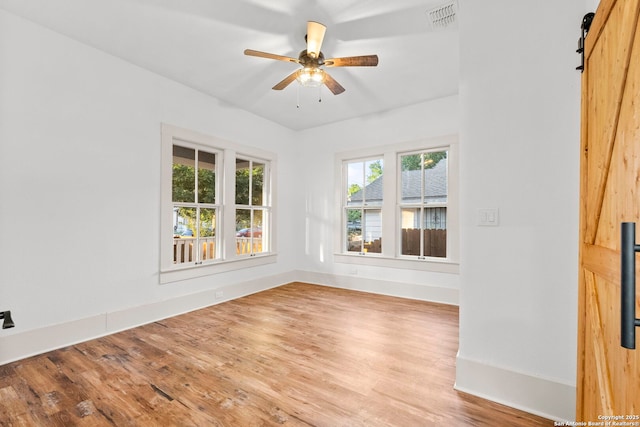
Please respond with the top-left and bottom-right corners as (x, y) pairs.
(324, 55), (379, 67)
(306, 21), (327, 59)
(272, 71), (299, 90)
(323, 72), (345, 95)
(244, 49), (299, 64)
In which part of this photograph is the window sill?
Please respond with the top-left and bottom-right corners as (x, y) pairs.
(333, 253), (459, 274)
(160, 253), (277, 284)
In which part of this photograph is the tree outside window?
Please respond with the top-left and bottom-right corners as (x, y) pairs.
(344, 158), (383, 254)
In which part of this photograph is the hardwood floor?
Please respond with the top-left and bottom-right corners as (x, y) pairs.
(0, 282), (553, 426)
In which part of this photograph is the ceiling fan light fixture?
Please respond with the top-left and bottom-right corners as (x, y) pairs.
(296, 67), (325, 87)
(306, 21), (327, 59)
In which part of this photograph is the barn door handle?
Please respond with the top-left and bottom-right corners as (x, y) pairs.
(621, 222), (640, 349)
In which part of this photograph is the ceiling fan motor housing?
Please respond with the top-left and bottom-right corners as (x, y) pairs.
(299, 50), (324, 67)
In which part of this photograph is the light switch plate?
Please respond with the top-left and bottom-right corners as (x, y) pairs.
(478, 208), (499, 226)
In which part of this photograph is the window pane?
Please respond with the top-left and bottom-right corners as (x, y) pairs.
(400, 153), (421, 204)
(252, 209), (263, 229)
(236, 208), (250, 231)
(423, 207), (447, 258)
(199, 208), (216, 261)
(252, 209), (265, 254)
(364, 159), (383, 207)
(346, 209), (362, 252)
(424, 207), (447, 230)
(401, 154), (422, 172)
(252, 162), (265, 206)
(346, 162), (364, 206)
(173, 206), (196, 265)
(236, 209), (250, 255)
(346, 159), (384, 207)
(424, 151), (448, 204)
(199, 208), (216, 237)
(343, 159), (383, 255)
(198, 151), (216, 204)
(235, 158), (250, 205)
(173, 146), (195, 203)
(173, 206), (196, 237)
(400, 208), (421, 256)
(363, 209), (382, 253)
(235, 209), (264, 255)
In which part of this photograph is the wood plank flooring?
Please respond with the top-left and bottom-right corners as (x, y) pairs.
(0, 282), (553, 426)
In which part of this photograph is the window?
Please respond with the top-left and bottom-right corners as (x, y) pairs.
(172, 145), (219, 266)
(344, 158), (383, 254)
(235, 157), (270, 256)
(399, 150), (448, 259)
(161, 124), (276, 283)
(335, 135), (458, 273)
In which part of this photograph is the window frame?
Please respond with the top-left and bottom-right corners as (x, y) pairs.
(343, 156), (385, 255)
(160, 124), (276, 284)
(397, 148), (449, 260)
(334, 135), (459, 274)
(234, 155), (271, 257)
(171, 144), (221, 267)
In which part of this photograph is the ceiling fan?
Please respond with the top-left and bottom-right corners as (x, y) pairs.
(244, 21), (379, 95)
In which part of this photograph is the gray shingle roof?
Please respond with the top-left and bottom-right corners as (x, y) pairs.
(349, 160), (447, 204)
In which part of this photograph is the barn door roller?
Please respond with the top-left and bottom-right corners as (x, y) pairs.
(576, 12), (595, 72)
(621, 222), (640, 349)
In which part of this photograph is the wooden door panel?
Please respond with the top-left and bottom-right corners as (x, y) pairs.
(584, 0), (640, 244)
(578, 0), (640, 420)
(583, 269), (640, 419)
(583, 271), (613, 418)
(595, 18), (640, 249)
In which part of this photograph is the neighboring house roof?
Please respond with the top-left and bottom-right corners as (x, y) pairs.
(349, 160), (447, 204)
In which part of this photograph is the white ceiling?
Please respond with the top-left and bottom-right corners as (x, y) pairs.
(0, 0), (459, 131)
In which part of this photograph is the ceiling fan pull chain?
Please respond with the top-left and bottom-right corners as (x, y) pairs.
(318, 86), (322, 103)
(297, 85), (300, 109)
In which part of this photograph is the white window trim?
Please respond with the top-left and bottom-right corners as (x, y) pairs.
(334, 134), (459, 274)
(160, 124), (277, 284)
(342, 155), (385, 255)
(234, 154), (272, 258)
(397, 147), (450, 261)
(171, 143), (222, 268)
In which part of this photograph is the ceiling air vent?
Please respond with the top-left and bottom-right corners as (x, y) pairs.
(427, 1), (458, 30)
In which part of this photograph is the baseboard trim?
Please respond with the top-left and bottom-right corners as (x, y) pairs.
(0, 271), (297, 365)
(294, 270), (459, 306)
(454, 354), (576, 421)
(0, 270), (457, 365)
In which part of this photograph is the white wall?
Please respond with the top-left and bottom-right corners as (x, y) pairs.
(586, 0), (600, 13)
(456, 0), (584, 420)
(296, 96), (460, 303)
(0, 10), (299, 362)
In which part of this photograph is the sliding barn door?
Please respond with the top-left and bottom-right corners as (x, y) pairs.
(577, 0), (640, 420)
